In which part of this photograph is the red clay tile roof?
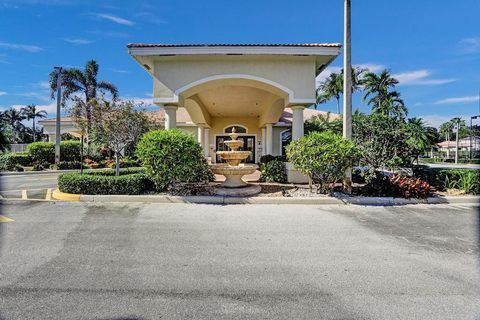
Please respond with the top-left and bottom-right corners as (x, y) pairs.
(127, 43), (342, 48)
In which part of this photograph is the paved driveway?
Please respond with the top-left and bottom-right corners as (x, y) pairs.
(0, 202), (479, 319)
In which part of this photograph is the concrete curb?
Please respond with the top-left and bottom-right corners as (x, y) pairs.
(52, 189), (81, 201)
(50, 190), (480, 206)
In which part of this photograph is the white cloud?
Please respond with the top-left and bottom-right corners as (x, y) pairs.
(111, 68), (128, 73)
(458, 37), (480, 54)
(419, 114), (469, 128)
(0, 91), (6, 96)
(393, 69), (456, 86)
(315, 63), (386, 87)
(134, 11), (167, 25)
(120, 96), (154, 106)
(315, 66), (341, 87)
(355, 63), (385, 73)
(16, 92), (51, 102)
(37, 81), (50, 89)
(63, 38), (94, 45)
(0, 41), (42, 52)
(5, 102), (57, 116)
(95, 13), (134, 26)
(434, 96), (479, 105)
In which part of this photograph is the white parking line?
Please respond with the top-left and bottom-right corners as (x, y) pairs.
(21, 190), (27, 199)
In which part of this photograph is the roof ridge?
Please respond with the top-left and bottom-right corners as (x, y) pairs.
(127, 43), (342, 48)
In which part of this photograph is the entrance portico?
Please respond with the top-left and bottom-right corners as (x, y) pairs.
(128, 43), (340, 164)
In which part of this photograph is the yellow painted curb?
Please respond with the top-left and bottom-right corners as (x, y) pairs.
(52, 189), (81, 201)
(0, 215), (14, 223)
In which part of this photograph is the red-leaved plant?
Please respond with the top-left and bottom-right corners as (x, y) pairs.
(390, 174), (431, 199)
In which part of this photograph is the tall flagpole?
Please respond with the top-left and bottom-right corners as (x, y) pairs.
(343, 0), (352, 192)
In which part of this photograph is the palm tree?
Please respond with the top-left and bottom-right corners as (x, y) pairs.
(362, 69), (407, 119)
(22, 104), (47, 142)
(3, 108), (26, 143)
(316, 67), (365, 114)
(49, 60), (119, 129)
(316, 73), (342, 113)
(405, 117), (436, 163)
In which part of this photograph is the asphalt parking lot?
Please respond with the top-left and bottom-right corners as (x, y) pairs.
(0, 201), (478, 319)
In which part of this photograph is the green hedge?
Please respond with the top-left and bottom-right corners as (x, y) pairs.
(260, 160), (287, 183)
(58, 169), (151, 195)
(0, 152), (31, 171)
(27, 141), (81, 164)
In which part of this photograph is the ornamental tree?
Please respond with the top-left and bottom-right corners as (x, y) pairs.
(87, 98), (150, 176)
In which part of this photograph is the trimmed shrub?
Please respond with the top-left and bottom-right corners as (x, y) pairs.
(260, 160), (287, 183)
(136, 129), (214, 191)
(0, 152), (31, 171)
(58, 170), (151, 195)
(27, 141), (81, 164)
(260, 154), (287, 164)
(27, 142), (55, 164)
(286, 131), (359, 193)
(60, 140), (81, 162)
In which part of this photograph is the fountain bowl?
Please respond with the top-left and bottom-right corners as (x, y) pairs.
(215, 151), (251, 166)
(210, 163), (258, 187)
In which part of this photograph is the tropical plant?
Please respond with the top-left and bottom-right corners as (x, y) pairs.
(2, 107), (26, 142)
(136, 129), (214, 191)
(362, 69), (407, 119)
(405, 117), (437, 163)
(304, 113), (342, 135)
(316, 72), (342, 113)
(286, 131), (359, 193)
(316, 67), (365, 114)
(49, 60), (119, 138)
(22, 104), (47, 142)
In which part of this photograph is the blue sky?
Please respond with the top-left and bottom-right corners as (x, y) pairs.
(0, 0), (479, 127)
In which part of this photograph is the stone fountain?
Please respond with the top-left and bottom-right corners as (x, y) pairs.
(210, 127), (261, 196)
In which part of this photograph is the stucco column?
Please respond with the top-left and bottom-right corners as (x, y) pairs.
(163, 105), (178, 130)
(261, 127), (266, 156)
(266, 123), (273, 155)
(291, 105), (305, 141)
(197, 125), (205, 147)
(204, 128), (210, 157)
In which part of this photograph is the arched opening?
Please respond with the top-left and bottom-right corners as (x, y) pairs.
(224, 125), (247, 134)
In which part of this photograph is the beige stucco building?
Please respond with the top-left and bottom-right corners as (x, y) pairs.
(127, 43), (340, 163)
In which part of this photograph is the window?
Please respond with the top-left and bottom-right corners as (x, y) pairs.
(281, 129), (292, 155)
(224, 125), (247, 134)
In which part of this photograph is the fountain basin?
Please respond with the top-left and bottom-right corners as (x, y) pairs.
(210, 163), (258, 187)
(215, 151), (251, 166)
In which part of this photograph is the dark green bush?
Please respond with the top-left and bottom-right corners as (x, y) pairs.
(0, 152), (31, 170)
(260, 160), (287, 183)
(27, 142), (55, 163)
(49, 161), (87, 170)
(60, 140), (81, 162)
(136, 129), (214, 191)
(259, 154), (286, 164)
(27, 141), (81, 164)
(58, 170), (152, 195)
